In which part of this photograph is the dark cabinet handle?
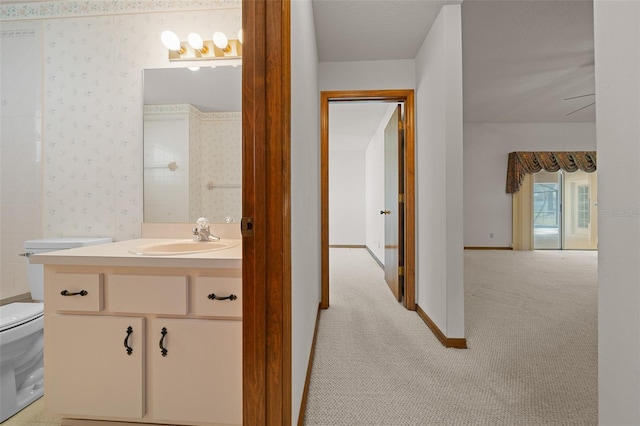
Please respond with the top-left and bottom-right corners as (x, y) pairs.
(60, 290), (88, 296)
(208, 293), (238, 301)
(159, 327), (168, 357)
(124, 326), (133, 355)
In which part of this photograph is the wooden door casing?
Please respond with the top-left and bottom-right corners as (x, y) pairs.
(242, 0), (292, 424)
(320, 90), (415, 311)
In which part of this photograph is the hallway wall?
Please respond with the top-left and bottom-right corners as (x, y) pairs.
(290, 0), (321, 423)
(414, 4), (464, 338)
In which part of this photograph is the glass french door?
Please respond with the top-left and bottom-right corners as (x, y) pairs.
(533, 171), (562, 249)
(533, 170), (598, 250)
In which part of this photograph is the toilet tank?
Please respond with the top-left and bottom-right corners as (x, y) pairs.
(24, 237), (113, 301)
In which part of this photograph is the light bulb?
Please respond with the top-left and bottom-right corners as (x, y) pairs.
(161, 30), (181, 51)
(187, 32), (204, 50)
(212, 31), (229, 50)
(188, 67), (200, 71)
(238, 29), (243, 44)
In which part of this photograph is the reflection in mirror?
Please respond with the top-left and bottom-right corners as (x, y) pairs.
(143, 66), (241, 224)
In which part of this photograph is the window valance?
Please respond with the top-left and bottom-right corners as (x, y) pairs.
(506, 151), (597, 194)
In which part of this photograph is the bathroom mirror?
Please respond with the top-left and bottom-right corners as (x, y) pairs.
(143, 66), (242, 224)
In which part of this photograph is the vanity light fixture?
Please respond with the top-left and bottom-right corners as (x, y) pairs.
(160, 30), (185, 54)
(212, 31), (230, 51)
(187, 32), (208, 54)
(161, 30), (242, 62)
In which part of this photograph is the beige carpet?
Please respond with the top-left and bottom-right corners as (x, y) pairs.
(303, 248), (597, 425)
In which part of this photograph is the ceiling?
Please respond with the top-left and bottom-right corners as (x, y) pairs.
(6, 0), (594, 144)
(313, 0), (461, 62)
(316, 0), (595, 151)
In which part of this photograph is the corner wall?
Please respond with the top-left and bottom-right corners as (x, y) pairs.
(414, 4), (464, 338)
(594, 1), (640, 424)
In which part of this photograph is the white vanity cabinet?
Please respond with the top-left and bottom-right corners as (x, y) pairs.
(46, 314), (145, 419)
(151, 318), (241, 425)
(44, 267), (242, 426)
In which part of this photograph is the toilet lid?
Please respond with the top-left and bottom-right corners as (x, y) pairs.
(0, 303), (44, 332)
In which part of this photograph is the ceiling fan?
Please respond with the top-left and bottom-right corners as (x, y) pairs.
(564, 93), (595, 116)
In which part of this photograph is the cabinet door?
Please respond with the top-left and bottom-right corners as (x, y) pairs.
(45, 315), (145, 419)
(151, 318), (242, 425)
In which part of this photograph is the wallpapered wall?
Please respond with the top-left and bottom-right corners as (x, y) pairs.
(196, 112), (242, 222)
(0, 0), (241, 299)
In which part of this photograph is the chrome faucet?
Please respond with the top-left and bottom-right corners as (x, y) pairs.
(192, 217), (220, 242)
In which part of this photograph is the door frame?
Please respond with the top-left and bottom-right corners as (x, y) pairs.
(242, 0), (291, 424)
(321, 90), (416, 311)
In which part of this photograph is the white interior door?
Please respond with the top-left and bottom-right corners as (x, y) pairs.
(383, 105), (403, 301)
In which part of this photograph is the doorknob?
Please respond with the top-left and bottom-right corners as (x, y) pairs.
(380, 210), (390, 215)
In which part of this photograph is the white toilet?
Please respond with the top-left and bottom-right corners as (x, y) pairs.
(0, 237), (112, 422)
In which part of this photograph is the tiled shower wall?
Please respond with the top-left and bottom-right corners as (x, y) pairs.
(144, 105), (241, 224)
(143, 105), (191, 222)
(0, 1), (241, 300)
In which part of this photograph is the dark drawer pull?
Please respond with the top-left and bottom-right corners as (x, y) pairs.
(60, 290), (88, 297)
(207, 293), (238, 301)
(159, 327), (168, 357)
(124, 326), (133, 356)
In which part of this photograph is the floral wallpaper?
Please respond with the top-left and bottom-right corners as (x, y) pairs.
(5, 5), (242, 241)
(0, 3), (241, 299)
(1, 0), (240, 21)
(198, 112), (242, 223)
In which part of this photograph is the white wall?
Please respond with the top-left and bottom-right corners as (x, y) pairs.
(415, 4), (464, 338)
(594, 1), (640, 424)
(319, 60), (415, 92)
(290, 0), (321, 423)
(464, 123), (596, 247)
(365, 104), (398, 262)
(329, 150), (366, 245)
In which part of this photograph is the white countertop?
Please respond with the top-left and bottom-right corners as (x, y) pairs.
(29, 238), (242, 269)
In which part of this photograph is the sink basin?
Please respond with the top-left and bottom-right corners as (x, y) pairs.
(130, 239), (239, 256)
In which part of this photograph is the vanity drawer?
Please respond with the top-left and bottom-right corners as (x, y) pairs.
(193, 277), (242, 318)
(108, 275), (188, 315)
(49, 273), (103, 312)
